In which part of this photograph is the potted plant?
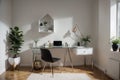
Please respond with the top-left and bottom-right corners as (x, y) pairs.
(112, 38), (120, 51)
(81, 35), (91, 47)
(8, 26), (24, 70)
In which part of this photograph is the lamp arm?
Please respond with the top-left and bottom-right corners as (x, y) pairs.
(75, 24), (84, 38)
(74, 32), (80, 40)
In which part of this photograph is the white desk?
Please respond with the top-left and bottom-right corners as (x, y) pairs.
(73, 47), (93, 68)
(31, 46), (93, 71)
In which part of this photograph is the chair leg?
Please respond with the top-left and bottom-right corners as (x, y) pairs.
(52, 64), (53, 77)
(50, 63), (52, 72)
(58, 61), (62, 73)
(50, 63), (54, 77)
(42, 63), (47, 73)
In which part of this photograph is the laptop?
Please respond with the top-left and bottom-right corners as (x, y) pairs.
(53, 41), (62, 47)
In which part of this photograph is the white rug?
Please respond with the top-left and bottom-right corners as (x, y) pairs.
(27, 73), (91, 80)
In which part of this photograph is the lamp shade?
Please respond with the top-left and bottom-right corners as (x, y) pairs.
(72, 26), (77, 33)
(63, 30), (71, 38)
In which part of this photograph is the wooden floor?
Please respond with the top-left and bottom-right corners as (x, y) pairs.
(0, 66), (113, 80)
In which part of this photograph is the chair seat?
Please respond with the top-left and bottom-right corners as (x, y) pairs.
(52, 57), (60, 63)
(42, 57), (60, 63)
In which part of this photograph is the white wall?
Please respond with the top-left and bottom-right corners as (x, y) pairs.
(0, 0), (119, 79)
(96, 0), (110, 70)
(95, 0), (120, 79)
(12, 0), (94, 66)
(0, 0), (12, 74)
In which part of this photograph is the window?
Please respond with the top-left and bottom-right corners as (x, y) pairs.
(110, 0), (120, 39)
(110, 0), (120, 51)
(118, 2), (120, 37)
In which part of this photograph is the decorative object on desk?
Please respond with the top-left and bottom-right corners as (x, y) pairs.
(8, 26), (24, 70)
(77, 42), (80, 46)
(111, 37), (120, 51)
(63, 24), (91, 47)
(65, 42), (68, 47)
(39, 14), (54, 32)
(48, 41), (52, 47)
(72, 24), (91, 47)
(81, 35), (91, 47)
(34, 39), (39, 47)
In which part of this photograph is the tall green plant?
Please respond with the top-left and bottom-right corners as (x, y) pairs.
(8, 26), (24, 58)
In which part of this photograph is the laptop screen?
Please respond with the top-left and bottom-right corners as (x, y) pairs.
(53, 41), (62, 46)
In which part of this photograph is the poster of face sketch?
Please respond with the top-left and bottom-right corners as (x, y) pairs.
(39, 14), (54, 32)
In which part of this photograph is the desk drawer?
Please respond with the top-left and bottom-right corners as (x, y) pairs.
(74, 48), (93, 55)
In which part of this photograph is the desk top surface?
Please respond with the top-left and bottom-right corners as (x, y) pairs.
(31, 46), (93, 49)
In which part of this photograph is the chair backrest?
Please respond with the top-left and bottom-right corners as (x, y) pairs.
(40, 48), (53, 62)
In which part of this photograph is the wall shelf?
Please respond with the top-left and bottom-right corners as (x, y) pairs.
(39, 14), (54, 32)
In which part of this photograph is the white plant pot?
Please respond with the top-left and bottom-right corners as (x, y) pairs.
(8, 57), (21, 68)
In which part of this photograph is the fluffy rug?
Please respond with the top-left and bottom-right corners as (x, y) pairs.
(27, 73), (91, 80)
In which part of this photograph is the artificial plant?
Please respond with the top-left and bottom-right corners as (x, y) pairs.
(8, 26), (24, 58)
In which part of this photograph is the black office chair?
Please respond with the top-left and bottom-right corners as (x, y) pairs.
(40, 48), (60, 76)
